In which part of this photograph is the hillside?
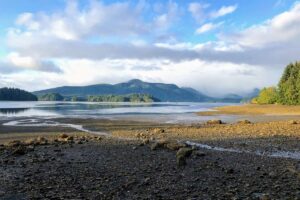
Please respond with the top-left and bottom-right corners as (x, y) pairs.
(0, 88), (37, 101)
(34, 79), (211, 102)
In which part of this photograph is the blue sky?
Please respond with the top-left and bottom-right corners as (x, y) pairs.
(0, 0), (299, 96)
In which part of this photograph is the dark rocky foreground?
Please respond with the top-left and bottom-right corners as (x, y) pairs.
(0, 136), (300, 200)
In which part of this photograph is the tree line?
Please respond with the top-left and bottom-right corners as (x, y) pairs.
(0, 88), (37, 101)
(252, 61), (300, 105)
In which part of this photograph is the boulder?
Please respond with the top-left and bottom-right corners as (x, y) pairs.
(59, 133), (69, 139)
(237, 119), (252, 124)
(12, 145), (27, 156)
(165, 141), (186, 151)
(176, 147), (193, 166)
(206, 119), (223, 125)
(289, 120), (297, 125)
(176, 147), (193, 158)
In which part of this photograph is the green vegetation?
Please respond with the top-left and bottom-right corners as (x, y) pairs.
(33, 79), (210, 102)
(88, 94), (160, 102)
(38, 93), (64, 101)
(251, 87), (278, 104)
(0, 88), (37, 101)
(252, 61), (300, 105)
(277, 62), (300, 105)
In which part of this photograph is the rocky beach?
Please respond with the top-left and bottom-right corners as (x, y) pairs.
(1, 105), (300, 199)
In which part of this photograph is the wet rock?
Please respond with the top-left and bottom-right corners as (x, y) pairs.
(176, 147), (193, 158)
(237, 120), (252, 124)
(252, 193), (271, 200)
(206, 119), (223, 125)
(176, 155), (186, 167)
(12, 146), (27, 156)
(176, 147), (193, 166)
(225, 168), (234, 174)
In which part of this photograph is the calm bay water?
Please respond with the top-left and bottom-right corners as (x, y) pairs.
(0, 101), (236, 123)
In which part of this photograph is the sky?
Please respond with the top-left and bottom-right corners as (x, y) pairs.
(0, 0), (299, 96)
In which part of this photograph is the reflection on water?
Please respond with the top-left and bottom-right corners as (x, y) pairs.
(0, 101), (236, 123)
(0, 108), (29, 115)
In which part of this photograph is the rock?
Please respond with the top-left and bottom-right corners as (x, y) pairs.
(206, 119), (223, 125)
(153, 128), (165, 134)
(12, 146), (27, 156)
(165, 141), (186, 151)
(36, 137), (48, 145)
(289, 120), (297, 125)
(176, 147), (193, 166)
(225, 168), (234, 174)
(176, 147), (193, 158)
(60, 133), (69, 139)
(24, 138), (37, 146)
(176, 155), (186, 167)
(237, 119), (252, 124)
(6, 140), (22, 147)
(150, 141), (164, 150)
(252, 193), (271, 200)
(66, 136), (74, 141)
(96, 136), (102, 141)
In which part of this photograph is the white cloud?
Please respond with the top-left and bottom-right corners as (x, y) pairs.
(188, 2), (209, 23)
(6, 52), (61, 73)
(196, 22), (223, 34)
(223, 2), (300, 48)
(2, 1), (300, 96)
(210, 5), (237, 19)
(14, 1), (148, 41)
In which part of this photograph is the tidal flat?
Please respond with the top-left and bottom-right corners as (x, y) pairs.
(1, 106), (300, 199)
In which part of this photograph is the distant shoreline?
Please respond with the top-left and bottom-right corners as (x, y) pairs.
(197, 103), (300, 116)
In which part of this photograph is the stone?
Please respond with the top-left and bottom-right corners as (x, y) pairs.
(12, 146), (27, 156)
(176, 147), (193, 158)
(6, 140), (22, 147)
(60, 133), (69, 139)
(150, 142), (163, 151)
(206, 119), (223, 125)
(289, 120), (297, 125)
(237, 119), (252, 124)
(176, 155), (186, 167)
(165, 141), (186, 151)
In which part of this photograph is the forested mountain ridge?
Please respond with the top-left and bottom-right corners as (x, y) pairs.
(34, 79), (212, 102)
(0, 88), (37, 101)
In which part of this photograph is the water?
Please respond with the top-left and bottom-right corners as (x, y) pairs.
(0, 101), (236, 123)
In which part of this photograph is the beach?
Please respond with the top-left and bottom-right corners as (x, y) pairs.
(1, 104), (300, 199)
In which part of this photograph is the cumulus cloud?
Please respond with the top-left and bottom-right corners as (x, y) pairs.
(209, 5), (237, 19)
(14, 1), (148, 40)
(196, 22), (223, 34)
(6, 52), (61, 73)
(2, 1), (300, 95)
(188, 2), (237, 23)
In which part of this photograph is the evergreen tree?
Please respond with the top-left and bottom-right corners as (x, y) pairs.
(0, 88), (37, 101)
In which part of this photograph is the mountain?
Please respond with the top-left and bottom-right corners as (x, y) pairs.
(34, 79), (211, 102)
